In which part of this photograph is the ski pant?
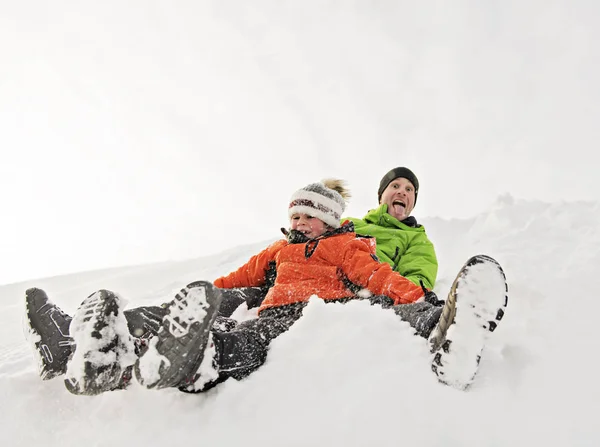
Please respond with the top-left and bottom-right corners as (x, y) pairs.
(216, 286), (267, 317)
(200, 303), (306, 391)
(194, 297), (443, 392)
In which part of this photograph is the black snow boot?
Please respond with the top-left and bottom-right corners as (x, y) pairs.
(25, 288), (74, 380)
(64, 289), (137, 395)
(135, 281), (223, 389)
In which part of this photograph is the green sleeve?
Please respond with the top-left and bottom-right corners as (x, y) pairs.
(397, 233), (437, 290)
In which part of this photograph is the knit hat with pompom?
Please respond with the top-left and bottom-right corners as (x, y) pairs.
(288, 179), (351, 228)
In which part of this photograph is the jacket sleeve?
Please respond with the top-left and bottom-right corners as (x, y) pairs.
(397, 232), (438, 290)
(341, 239), (424, 305)
(213, 240), (286, 289)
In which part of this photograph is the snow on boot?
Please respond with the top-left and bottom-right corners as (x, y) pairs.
(25, 288), (74, 380)
(429, 255), (508, 390)
(64, 290), (137, 396)
(134, 281), (222, 390)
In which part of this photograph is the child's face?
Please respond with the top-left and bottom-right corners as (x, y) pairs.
(290, 213), (328, 239)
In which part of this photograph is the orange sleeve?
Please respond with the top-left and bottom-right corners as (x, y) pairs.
(213, 239), (287, 289)
(341, 239), (424, 305)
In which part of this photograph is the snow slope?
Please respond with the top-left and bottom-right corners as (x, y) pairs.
(1, 196), (599, 446)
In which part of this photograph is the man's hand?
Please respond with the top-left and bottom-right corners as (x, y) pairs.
(420, 281), (445, 306)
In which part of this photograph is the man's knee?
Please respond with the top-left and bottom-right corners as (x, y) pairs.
(218, 287), (268, 317)
(123, 306), (167, 338)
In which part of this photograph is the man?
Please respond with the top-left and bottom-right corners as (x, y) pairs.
(348, 166), (437, 290)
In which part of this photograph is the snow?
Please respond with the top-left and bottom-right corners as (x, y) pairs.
(1, 196), (599, 446)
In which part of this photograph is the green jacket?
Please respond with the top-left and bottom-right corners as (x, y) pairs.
(346, 204), (438, 290)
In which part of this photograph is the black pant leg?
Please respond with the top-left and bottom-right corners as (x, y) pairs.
(211, 303), (305, 381)
(123, 306), (167, 338)
(218, 287), (268, 317)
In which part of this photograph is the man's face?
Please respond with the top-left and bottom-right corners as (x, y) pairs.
(379, 177), (416, 221)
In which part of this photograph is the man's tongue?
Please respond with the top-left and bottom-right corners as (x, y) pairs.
(393, 203), (405, 214)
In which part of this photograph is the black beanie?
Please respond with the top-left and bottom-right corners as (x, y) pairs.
(377, 167), (419, 204)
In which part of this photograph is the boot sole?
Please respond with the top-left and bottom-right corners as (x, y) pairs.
(64, 290), (135, 395)
(134, 281), (222, 389)
(429, 255), (508, 390)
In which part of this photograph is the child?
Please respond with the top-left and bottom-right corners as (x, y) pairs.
(62, 179), (449, 395)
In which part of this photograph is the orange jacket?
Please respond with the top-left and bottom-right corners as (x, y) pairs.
(213, 223), (424, 313)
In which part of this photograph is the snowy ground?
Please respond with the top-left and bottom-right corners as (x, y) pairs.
(1, 196), (599, 446)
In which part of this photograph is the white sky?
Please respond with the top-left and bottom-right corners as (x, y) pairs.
(1, 0), (599, 285)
